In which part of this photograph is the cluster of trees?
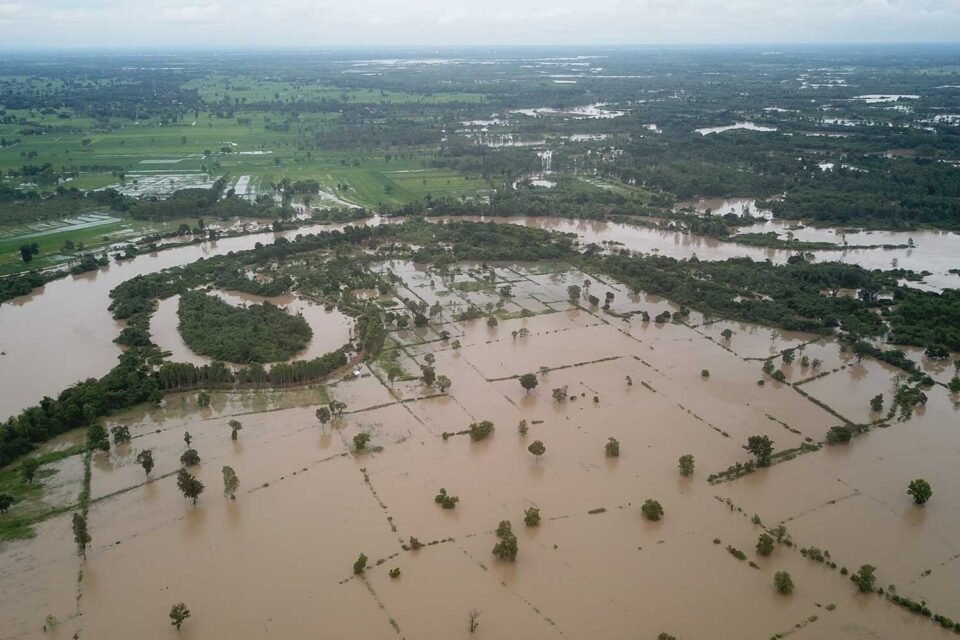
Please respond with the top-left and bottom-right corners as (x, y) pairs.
(177, 291), (313, 363)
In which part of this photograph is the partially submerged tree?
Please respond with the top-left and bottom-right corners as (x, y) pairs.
(228, 419), (243, 440)
(492, 520), (518, 561)
(907, 478), (932, 505)
(353, 433), (371, 451)
(519, 373), (539, 393)
(851, 564), (877, 592)
(469, 609), (481, 633)
(315, 406), (332, 427)
(436, 375), (452, 393)
(746, 435), (774, 466)
(552, 386), (568, 402)
(176, 468), (205, 505)
(222, 466), (239, 499)
(180, 449), (201, 467)
(72, 512), (91, 559)
(641, 499), (664, 521)
(774, 571), (794, 594)
(183, 431), (193, 448)
(421, 365), (436, 387)
(756, 533), (775, 557)
(605, 437), (620, 457)
(435, 488), (460, 509)
(353, 553), (368, 575)
(136, 449), (155, 475)
(111, 425), (131, 444)
(169, 603), (191, 631)
(524, 507), (541, 527)
(469, 420), (495, 441)
(678, 454), (695, 476)
(528, 440), (546, 462)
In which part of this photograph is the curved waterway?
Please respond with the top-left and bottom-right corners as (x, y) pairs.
(1, 213), (958, 420)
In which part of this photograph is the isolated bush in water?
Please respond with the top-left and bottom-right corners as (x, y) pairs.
(641, 499), (664, 521)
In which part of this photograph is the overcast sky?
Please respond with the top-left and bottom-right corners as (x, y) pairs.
(1, 0), (958, 49)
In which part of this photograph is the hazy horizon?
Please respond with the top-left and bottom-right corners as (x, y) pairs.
(0, 0), (958, 49)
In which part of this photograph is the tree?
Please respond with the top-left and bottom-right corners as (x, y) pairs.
(353, 553), (368, 575)
(329, 400), (347, 416)
(469, 609), (481, 633)
(421, 365), (436, 386)
(721, 328), (734, 340)
(20, 457), (40, 484)
(552, 386), (568, 402)
(519, 373), (538, 393)
(492, 520), (518, 561)
(870, 394), (883, 412)
(528, 440), (545, 461)
(756, 533), (775, 556)
(774, 571), (794, 594)
(228, 419), (242, 440)
(136, 449), (155, 475)
(353, 433), (371, 451)
(746, 435), (774, 466)
(486, 316), (498, 328)
(183, 431), (193, 447)
(111, 425), (131, 444)
(436, 375), (452, 393)
(315, 406), (331, 427)
(0, 494), (14, 514)
(435, 488), (460, 509)
(169, 603), (191, 631)
(469, 420), (495, 441)
(907, 479), (932, 505)
(180, 449), (201, 466)
(567, 284), (581, 303)
(641, 499), (664, 521)
(72, 512), (91, 559)
(782, 350), (795, 365)
(851, 564), (877, 592)
(678, 454), (695, 476)
(524, 507), (541, 527)
(424, 353), (436, 366)
(605, 437), (620, 457)
(176, 468), (205, 505)
(517, 420), (528, 436)
(222, 466), (239, 499)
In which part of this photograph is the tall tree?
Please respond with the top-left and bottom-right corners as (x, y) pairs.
(176, 468), (205, 505)
(222, 466), (239, 499)
(228, 419), (243, 440)
(136, 449), (155, 475)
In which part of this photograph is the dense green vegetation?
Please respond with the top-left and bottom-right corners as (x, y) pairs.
(177, 291), (312, 363)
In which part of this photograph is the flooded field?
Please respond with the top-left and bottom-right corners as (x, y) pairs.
(3, 214), (960, 421)
(2, 260), (958, 640)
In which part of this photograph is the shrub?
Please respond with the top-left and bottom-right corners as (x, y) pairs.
(774, 571), (794, 594)
(435, 488), (460, 509)
(469, 420), (495, 441)
(389, 567), (401, 578)
(756, 533), (775, 557)
(524, 507), (541, 527)
(604, 437), (620, 457)
(353, 553), (368, 575)
(641, 499), (664, 521)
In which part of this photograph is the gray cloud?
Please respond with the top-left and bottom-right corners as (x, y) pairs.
(1, 0), (958, 48)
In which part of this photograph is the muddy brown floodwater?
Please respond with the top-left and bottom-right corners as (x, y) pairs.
(2, 262), (958, 640)
(2, 214), (958, 420)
